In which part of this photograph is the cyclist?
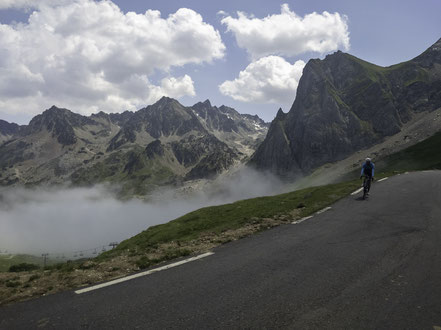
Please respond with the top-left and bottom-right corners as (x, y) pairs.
(360, 157), (375, 195)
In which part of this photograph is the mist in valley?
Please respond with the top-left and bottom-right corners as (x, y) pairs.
(0, 168), (286, 258)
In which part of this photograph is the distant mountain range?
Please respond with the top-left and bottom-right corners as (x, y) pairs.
(250, 37), (441, 177)
(0, 97), (268, 195)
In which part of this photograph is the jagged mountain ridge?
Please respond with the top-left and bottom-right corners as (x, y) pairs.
(0, 120), (21, 144)
(251, 37), (441, 177)
(0, 98), (268, 194)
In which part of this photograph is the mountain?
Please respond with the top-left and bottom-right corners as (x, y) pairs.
(26, 106), (98, 145)
(0, 120), (21, 144)
(250, 37), (441, 177)
(0, 98), (268, 194)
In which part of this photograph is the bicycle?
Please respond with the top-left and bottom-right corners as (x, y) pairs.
(362, 175), (373, 199)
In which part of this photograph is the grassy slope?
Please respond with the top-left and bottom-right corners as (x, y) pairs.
(340, 130), (441, 183)
(101, 179), (361, 259)
(377, 130), (441, 172)
(0, 255), (45, 272)
(340, 53), (429, 113)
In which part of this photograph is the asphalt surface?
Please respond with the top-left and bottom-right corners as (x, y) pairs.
(1, 171), (441, 329)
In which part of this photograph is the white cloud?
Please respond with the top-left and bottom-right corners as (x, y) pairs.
(0, 0), (33, 9)
(146, 75), (196, 103)
(219, 56), (305, 104)
(159, 75), (196, 97)
(217, 10), (228, 16)
(0, 0), (71, 10)
(0, 0), (225, 116)
(221, 3), (350, 59)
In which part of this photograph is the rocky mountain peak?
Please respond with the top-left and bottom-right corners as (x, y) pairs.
(43, 105), (72, 117)
(192, 99), (212, 111)
(107, 97), (206, 151)
(412, 37), (441, 68)
(275, 108), (285, 119)
(155, 96), (181, 108)
(48, 105), (62, 111)
(0, 119), (20, 136)
(324, 50), (345, 60)
(27, 106), (95, 145)
(425, 37), (441, 52)
(146, 97), (194, 121)
(93, 111), (109, 118)
(38, 105), (90, 122)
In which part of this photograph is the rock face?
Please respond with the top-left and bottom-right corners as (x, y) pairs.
(191, 99), (268, 155)
(0, 120), (21, 144)
(0, 98), (268, 194)
(250, 38), (441, 177)
(27, 106), (96, 145)
(107, 97), (206, 151)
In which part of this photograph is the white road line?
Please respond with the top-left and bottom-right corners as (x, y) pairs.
(316, 206), (332, 215)
(292, 206), (332, 225)
(294, 175), (396, 223)
(75, 252), (214, 294)
(292, 216), (313, 225)
(351, 187), (363, 195)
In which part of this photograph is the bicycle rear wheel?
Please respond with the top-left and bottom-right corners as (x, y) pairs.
(362, 177), (368, 199)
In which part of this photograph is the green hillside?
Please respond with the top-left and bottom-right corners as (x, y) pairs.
(100, 179), (361, 262)
(0, 255), (45, 272)
(377, 130), (441, 172)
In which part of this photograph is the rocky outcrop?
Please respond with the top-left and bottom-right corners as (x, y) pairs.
(192, 100), (238, 133)
(108, 97), (206, 151)
(0, 120), (20, 136)
(26, 106), (96, 145)
(192, 100), (268, 136)
(0, 120), (21, 144)
(170, 134), (236, 178)
(144, 140), (165, 159)
(251, 38), (441, 177)
(250, 109), (300, 176)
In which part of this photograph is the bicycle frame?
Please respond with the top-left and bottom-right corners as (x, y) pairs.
(362, 175), (372, 199)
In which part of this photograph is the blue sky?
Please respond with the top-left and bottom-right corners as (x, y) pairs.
(0, 0), (440, 124)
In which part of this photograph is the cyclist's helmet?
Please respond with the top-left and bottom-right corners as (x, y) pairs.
(365, 157), (371, 163)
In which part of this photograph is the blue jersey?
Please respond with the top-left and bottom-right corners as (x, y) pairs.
(361, 162), (375, 177)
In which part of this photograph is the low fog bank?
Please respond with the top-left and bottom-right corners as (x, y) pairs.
(0, 168), (287, 257)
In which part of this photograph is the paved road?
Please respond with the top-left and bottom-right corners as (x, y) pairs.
(1, 171), (441, 329)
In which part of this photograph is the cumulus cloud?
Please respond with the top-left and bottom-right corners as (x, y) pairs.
(221, 3), (350, 59)
(158, 75), (196, 98)
(219, 56), (305, 104)
(0, 0), (80, 10)
(0, 0), (225, 117)
(0, 0), (35, 9)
